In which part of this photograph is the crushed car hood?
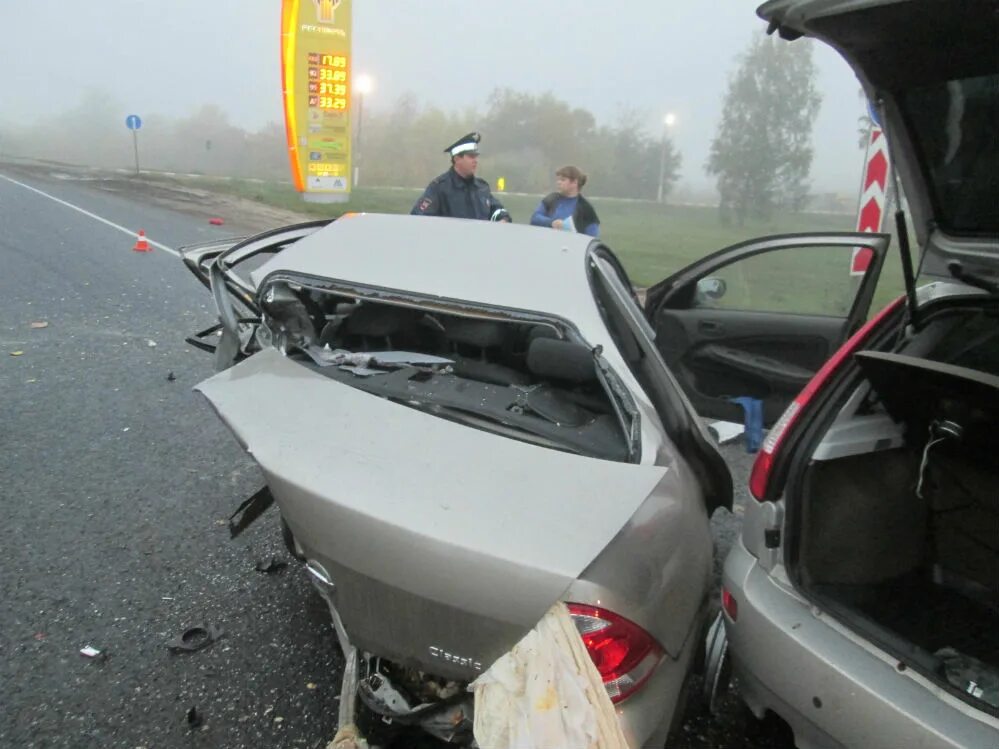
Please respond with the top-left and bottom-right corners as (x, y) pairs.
(196, 348), (668, 674)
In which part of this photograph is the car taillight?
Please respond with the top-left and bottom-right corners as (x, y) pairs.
(567, 603), (664, 704)
(721, 587), (738, 621)
(749, 296), (905, 501)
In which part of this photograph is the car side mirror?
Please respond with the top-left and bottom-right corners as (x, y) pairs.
(697, 277), (727, 300)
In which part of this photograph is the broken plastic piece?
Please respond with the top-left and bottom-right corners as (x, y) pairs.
(167, 624), (224, 653)
(186, 706), (203, 728)
(166, 371), (177, 382)
(29, 321), (49, 329)
(707, 420), (745, 445)
(209, 217), (225, 226)
(228, 486), (275, 538)
(255, 557), (288, 574)
(80, 645), (102, 658)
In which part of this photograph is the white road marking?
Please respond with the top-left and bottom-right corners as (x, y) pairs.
(0, 173), (180, 257)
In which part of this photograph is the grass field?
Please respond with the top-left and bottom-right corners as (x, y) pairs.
(167, 175), (906, 315)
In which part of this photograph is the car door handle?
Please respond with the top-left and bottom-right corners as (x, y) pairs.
(698, 320), (725, 336)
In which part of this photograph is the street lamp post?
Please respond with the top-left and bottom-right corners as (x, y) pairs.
(354, 74), (374, 188)
(657, 112), (677, 204)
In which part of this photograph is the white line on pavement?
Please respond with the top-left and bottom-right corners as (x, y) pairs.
(0, 173), (180, 257)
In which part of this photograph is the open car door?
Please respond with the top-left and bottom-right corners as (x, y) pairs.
(644, 233), (889, 426)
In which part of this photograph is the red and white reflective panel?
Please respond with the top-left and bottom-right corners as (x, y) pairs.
(851, 127), (891, 275)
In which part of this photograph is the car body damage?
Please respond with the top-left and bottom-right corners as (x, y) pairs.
(182, 211), (737, 746)
(196, 347), (669, 677)
(182, 188), (912, 744)
(188, 206), (923, 749)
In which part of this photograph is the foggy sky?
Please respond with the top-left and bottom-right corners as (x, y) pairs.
(2, 0), (868, 192)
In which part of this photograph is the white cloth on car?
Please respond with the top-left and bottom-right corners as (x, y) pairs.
(470, 602), (630, 749)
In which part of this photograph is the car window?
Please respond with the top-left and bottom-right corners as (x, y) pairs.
(902, 73), (999, 234)
(691, 244), (870, 317)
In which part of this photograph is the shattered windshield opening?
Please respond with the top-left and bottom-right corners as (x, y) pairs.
(901, 74), (999, 234)
(255, 279), (639, 463)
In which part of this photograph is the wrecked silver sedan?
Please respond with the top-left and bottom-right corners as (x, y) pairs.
(182, 213), (736, 746)
(182, 210), (894, 745)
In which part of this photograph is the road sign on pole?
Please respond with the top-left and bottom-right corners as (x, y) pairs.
(125, 114), (142, 176)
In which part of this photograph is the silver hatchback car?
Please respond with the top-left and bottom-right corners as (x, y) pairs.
(709, 1), (999, 747)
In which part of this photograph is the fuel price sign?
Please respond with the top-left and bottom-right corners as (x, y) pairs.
(281, 0), (353, 202)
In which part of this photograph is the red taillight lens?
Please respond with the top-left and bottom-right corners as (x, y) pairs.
(749, 296), (905, 502)
(721, 587), (738, 621)
(567, 603), (664, 703)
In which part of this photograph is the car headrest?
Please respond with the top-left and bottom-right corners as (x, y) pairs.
(526, 337), (597, 384)
(442, 316), (510, 350)
(344, 304), (419, 338)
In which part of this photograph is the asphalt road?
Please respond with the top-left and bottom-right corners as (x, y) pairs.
(0, 166), (789, 749)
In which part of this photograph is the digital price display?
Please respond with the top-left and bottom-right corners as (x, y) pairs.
(281, 0), (353, 202)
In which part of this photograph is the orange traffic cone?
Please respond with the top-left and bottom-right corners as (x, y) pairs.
(133, 230), (151, 252)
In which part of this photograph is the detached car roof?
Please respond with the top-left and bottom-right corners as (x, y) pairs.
(251, 212), (605, 325)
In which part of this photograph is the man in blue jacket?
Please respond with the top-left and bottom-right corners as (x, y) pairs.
(411, 132), (510, 221)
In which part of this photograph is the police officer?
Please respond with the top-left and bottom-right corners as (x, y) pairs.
(411, 132), (511, 221)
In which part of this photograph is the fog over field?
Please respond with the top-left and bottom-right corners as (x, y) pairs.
(1, 1), (871, 196)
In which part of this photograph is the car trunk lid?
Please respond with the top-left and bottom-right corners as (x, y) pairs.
(196, 348), (669, 679)
(758, 0), (999, 286)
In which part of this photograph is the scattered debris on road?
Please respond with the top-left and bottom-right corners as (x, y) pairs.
(147, 339), (157, 348)
(29, 321), (49, 329)
(186, 706), (203, 729)
(80, 645), (103, 658)
(166, 371), (177, 382)
(167, 624), (224, 654)
(209, 217), (225, 226)
(10, 351), (24, 357)
(255, 557), (288, 574)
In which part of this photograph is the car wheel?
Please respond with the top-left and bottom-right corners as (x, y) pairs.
(702, 611), (732, 715)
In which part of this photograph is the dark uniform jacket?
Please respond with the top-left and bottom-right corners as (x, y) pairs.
(411, 168), (506, 220)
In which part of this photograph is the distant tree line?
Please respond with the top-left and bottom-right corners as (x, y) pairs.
(358, 89), (681, 199)
(2, 32), (827, 216)
(1, 87), (681, 201)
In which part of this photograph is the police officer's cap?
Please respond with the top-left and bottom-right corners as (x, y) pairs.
(444, 132), (480, 157)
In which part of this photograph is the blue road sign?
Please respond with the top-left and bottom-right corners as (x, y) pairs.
(125, 114), (142, 131)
